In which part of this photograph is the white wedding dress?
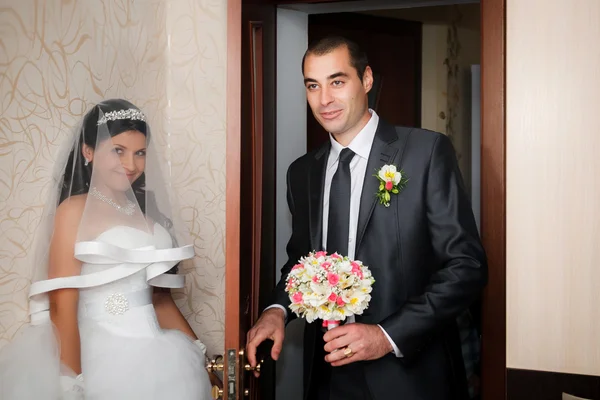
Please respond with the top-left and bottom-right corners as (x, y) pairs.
(0, 223), (211, 400)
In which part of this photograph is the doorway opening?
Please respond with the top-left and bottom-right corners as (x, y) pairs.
(273, 2), (489, 400)
(228, 0), (505, 398)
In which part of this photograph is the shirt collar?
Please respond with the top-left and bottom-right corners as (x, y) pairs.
(328, 109), (379, 168)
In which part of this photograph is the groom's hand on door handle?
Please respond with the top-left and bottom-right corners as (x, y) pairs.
(246, 308), (286, 377)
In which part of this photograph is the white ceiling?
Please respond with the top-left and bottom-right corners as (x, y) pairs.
(279, 0), (479, 14)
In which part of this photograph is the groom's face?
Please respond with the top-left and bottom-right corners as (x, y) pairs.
(303, 45), (372, 137)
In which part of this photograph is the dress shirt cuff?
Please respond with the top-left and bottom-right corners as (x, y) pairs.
(378, 324), (403, 358)
(264, 304), (288, 321)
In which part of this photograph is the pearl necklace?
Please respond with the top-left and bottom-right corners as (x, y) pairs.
(90, 187), (136, 216)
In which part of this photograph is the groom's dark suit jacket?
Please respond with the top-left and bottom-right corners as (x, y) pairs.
(272, 119), (487, 400)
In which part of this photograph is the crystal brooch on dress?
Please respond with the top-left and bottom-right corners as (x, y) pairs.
(104, 293), (129, 315)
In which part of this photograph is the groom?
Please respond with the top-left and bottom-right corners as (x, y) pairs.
(246, 36), (487, 400)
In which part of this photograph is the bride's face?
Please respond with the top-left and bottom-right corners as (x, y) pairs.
(86, 130), (147, 193)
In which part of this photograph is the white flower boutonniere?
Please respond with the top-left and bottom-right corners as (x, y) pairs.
(374, 164), (408, 207)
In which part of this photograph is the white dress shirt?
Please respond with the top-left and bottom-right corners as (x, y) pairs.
(269, 110), (402, 357)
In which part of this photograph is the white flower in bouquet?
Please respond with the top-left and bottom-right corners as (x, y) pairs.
(285, 251), (375, 327)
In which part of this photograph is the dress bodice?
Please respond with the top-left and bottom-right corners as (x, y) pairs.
(78, 224), (173, 306)
(28, 223), (192, 324)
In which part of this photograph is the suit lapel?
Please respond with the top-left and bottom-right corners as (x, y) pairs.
(308, 143), (330, 251)
(356, 120), (404, 252)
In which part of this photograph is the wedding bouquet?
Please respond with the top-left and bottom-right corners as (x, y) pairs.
(285, 251), (375, 330)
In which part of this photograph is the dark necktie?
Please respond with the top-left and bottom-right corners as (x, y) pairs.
(326, 148), (355, 256)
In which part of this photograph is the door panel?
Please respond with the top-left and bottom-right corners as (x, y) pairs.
(306, 12), (422, 152)
(240, 10), (276, 399)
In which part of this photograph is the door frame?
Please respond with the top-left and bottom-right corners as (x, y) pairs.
(225, 0), (242, 398)
(479, 1), (506, 399)
(226, 0), (507, 398)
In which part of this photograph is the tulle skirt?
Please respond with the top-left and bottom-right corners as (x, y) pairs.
(0, 322), (65, 399)
(0, 312), (211, 400)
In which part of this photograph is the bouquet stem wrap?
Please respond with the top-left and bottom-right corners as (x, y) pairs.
(323, 320), (340, 330)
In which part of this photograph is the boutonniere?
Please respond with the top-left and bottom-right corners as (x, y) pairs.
(374, 164), (408, 207)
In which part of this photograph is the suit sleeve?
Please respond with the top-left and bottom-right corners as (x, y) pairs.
(379, 133), (488, 363)
(269, 164), (312, 322)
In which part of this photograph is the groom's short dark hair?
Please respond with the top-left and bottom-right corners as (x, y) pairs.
(301, 36), (369, 82)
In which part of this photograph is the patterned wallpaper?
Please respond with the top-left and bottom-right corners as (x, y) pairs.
(0, 0), (226, 355)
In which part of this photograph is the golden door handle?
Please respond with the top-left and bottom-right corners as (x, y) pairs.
(244, 362), (261, 373)
(206, 355), (225, 373)
(240, 348), (264, 374)
(211, 385), (223, 399)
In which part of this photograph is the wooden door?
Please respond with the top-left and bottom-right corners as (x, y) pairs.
(306, 12), (422, 152)
(223, 0), (276, 399)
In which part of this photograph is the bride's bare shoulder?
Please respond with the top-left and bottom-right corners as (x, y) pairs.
(55, 194), (87, 227)
(50, 195), (88, 273)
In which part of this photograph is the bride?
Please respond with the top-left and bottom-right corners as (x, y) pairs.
(0, 99), (212, 399)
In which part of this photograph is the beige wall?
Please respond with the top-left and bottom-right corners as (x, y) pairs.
(449, 24), (480, 193)
(507, 0), (600, 376)
(0, 0), (226, 356)
(366, 5), (481, 191)
(421, 24), (448, 135)
(421, 20), (480, 193)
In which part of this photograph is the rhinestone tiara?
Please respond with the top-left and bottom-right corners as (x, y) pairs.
(97, 108), (146, 125)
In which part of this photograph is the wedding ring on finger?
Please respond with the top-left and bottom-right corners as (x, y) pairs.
(343, 346), (353, 358)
